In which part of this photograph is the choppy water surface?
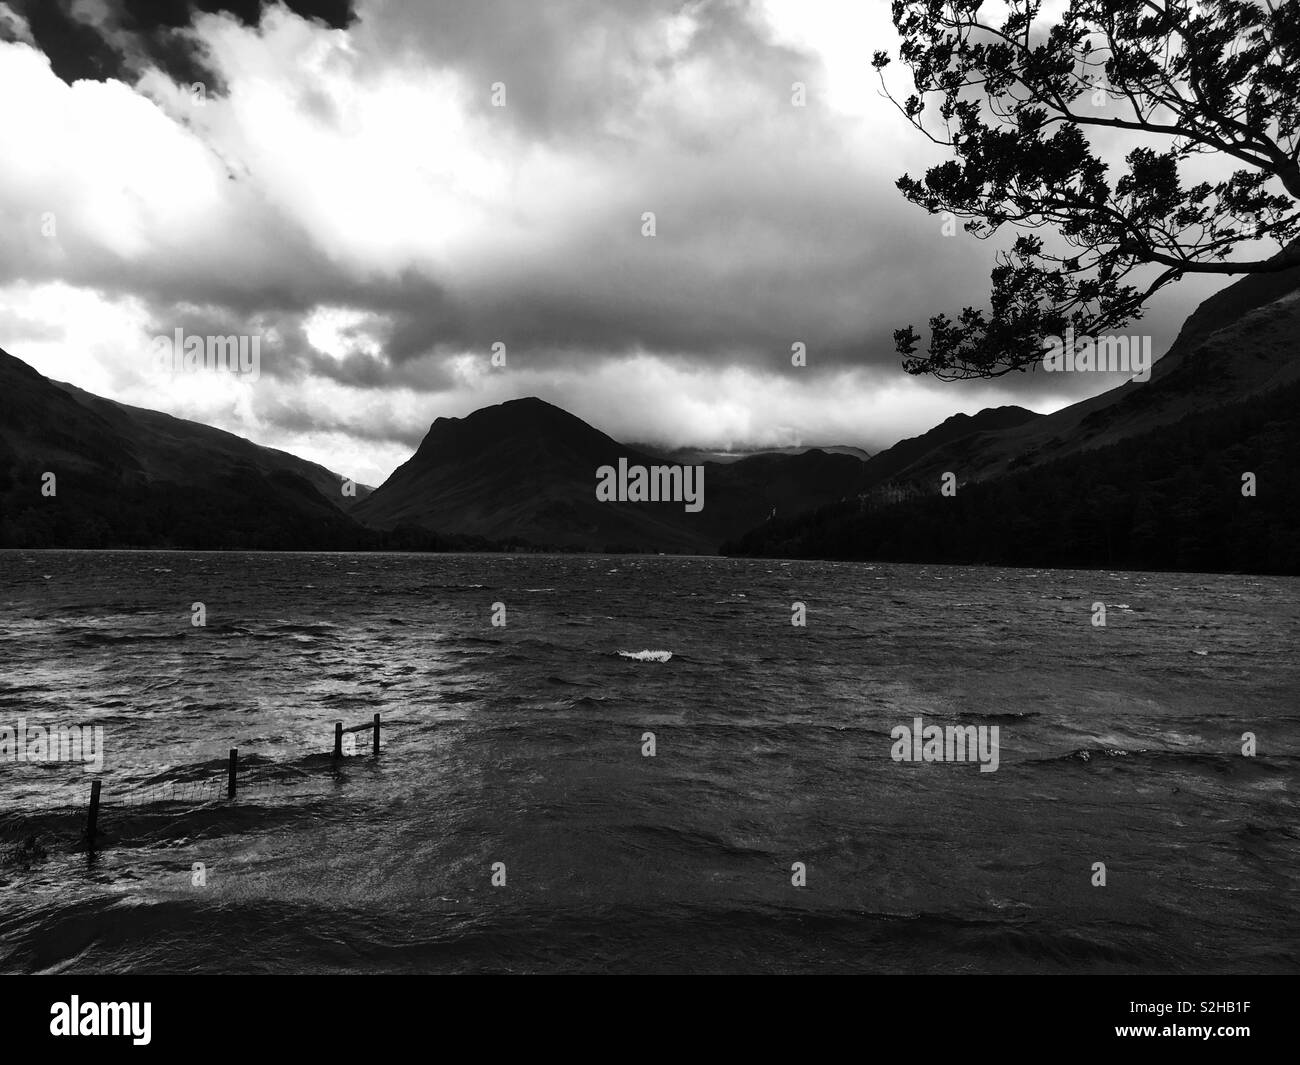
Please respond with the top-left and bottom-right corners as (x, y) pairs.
(0, 550), (1296, 973)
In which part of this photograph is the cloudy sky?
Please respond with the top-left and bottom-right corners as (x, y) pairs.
(0, 0), (1227, 486)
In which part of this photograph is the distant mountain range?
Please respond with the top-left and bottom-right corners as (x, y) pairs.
(852, 406), (1041, 496)
(351, 397), (864, 552)
(0, 350), (367, 550)
(0, 353), (863, 553)
(0, 350), (476, 552)
(849, 252), (1300, 500)
(2, 252), (1297, 570)
(724, 255), (1300, 574)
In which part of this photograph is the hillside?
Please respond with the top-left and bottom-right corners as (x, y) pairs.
(723, 262), (1300, 574)
(352, 397), (866, 552)
(0, 348), (384, 550)
(861, 250), (1300, 494)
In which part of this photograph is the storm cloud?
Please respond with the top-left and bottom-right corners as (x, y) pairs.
(0, 0), (1219, 485)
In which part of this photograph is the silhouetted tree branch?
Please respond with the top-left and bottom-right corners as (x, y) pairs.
(873, 0), (1300, 379)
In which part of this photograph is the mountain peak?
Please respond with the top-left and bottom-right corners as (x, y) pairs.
(416, 395), (613, 460)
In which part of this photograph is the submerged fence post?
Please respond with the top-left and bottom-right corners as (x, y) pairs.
(86, 779), (101, 846)
(334, 721), (343, 760)
(228, 748), (238, 799)
(373, 713), (380, 757)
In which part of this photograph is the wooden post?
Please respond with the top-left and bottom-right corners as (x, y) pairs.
(373, 713), (380, 757)
(86, 779), (101, 845)
(334, 721), (343, 759)
(227, 748), (237, 798)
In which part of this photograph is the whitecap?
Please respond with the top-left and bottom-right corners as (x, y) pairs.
(618, 649), (672, 663)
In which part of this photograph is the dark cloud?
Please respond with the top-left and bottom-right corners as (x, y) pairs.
(6, 0), (122, 82)
(7, 0), (354, 90)
(130, 295), (466, 396)
(0, 0), (1225, 464)
(246, 390), (417, 447)
(364, 0), (811, 141)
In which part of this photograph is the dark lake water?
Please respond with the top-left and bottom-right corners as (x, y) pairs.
(1, 550), (1297, 973)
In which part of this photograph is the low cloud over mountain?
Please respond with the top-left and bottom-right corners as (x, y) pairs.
(0, 0), (1226, 490)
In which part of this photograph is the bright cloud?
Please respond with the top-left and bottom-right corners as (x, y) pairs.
(0, 0), (1213, 484)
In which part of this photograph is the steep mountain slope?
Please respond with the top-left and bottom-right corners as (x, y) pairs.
(0, 347), (373, 549)
(353, 397), (865, 552)
(710, 449), (866, 526)
(51, 379), (371, 510)
(724, 376), (1300, 574)
(354, 397), (710, 552)
(0, 350), (865, 553)
(873, 251), (1300, 492)
(724, 263), (1300, 573)
(854, 406), (1040, 494)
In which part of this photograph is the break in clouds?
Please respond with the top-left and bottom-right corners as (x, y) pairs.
(0, 0), (1219, 485)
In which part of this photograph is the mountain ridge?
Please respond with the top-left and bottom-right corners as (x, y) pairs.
(353, 394), (865, 552)
(0, 347), (387, 550)
(4, 249), (1296, 563)
(722, 263), (1300, 573)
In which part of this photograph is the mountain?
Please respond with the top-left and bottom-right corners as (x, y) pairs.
(852, 248), (1300, 495)
(723, 261), (1300, 574)
(12, 242), (1295, 566)
(50, 379), (374, 510)
(707, 447), (870, 529)
(0, 352), (865, 554)
(0, 347), (391, 550)
(353, 397), (865, 552)
(853, 406), (1040, 495)
(353, 397), (707, 552)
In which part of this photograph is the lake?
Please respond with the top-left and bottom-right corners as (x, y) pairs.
(1, 550), (1296, 973)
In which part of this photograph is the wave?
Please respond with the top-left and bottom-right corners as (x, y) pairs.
(617, 650), (672, 662)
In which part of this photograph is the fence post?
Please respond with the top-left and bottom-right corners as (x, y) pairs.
(334, 721), (343, 759)
(373, 713), (380, 757)
(228, 748), (237, 798)
(86, 779), (101, 846)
